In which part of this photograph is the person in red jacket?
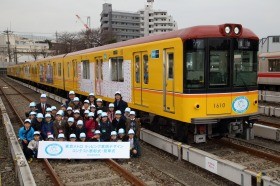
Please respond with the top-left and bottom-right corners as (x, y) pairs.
(85, 112), (98, 141)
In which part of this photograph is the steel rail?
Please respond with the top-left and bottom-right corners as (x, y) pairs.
(105, 159), (147, 186)
(218, 138), (280, 164)
(0, 78), (64, 186)
(257, 120), (280, 129)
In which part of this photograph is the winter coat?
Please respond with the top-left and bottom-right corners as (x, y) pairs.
(18, 127), (34, 142)
(75, 126), (86, 141)
(31, 119), (43, 132)
(27, 140), (39, 151)
(85, 119), (99, 139)
(112, 117), (126, 132)
(41, 121), (54, 140)
(65, 123), (77, 141)
(35, 103), (51, 115)
(114, 99), (128, 115)
(99, 121), (112, 142)
(53, 120), (67, 139)
(125, 118), (141, 138)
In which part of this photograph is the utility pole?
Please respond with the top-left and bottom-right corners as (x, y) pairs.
(3, 29), (12, 62)
(14, 46), (18, 64)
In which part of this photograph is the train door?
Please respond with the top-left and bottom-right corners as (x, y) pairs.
(95, 57), (103, 96)
(133, 52), (148, 106)
(72, 59), (78, 91)
(163, 48), (175, 113)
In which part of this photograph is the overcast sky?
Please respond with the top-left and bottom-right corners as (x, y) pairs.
(0, 0), (279, 38)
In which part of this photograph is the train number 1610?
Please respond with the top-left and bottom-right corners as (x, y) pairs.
(214, 103), (226, 108)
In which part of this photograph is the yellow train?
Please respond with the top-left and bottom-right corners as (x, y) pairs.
(7, 23), (259, 143)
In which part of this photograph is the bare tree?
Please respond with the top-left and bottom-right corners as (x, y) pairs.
(40, 47), (49, 58)
(31, 48), (40, 60)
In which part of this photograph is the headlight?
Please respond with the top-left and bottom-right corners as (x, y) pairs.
(225, 26), (231, 34)
(234, 27), (240, 35)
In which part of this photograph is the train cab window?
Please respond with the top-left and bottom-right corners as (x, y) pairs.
(143, 55), (149, 84)
(268, 59), (280, 72)
(168, 53), (174, 79)
(209, 39), (230, 88)
(82, 60), (90, 79)
(110, 57), (124, 82)
(184, 39), (205, 89)
(233, 39), (258, 87)
(135, 55), (140, 83)
(58, 63), (61, 76)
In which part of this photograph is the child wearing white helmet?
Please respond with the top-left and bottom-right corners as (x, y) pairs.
(88, 92), (96, 106)
(29, 111), (37, 120)
(47, 134), (54, 141)
(79, 133), (86, 142)
(41, 113), (54, 140)
(18, 119), (34, 159)
(57, 133), (65, 141)
(69, 133), (77, 142)
(110, 131), (118, 142)
(125, 110), (141, 139)
(53, 110), (67, 139)
(128, 129), (141, 158)
(81, 100), (90, 117)
(26, 131), (41, 163)
(65, 107), (74, 120)
(112, 110), (126, 133)
(91, 130), (102, 142)
(75, 120), (86, 141)
(124, 107), (131, 119)
(90, 104), (96, 115)
(99, 112), (112, 142)
(96, 98), (107, 112)
(95, 110), (103, 125)
(107, 103), (115, 123)
(26, 102), (37, 118)
(117, 128), (128, 142)
(32, 113), (44, 131)
(66, 90), (76, 107)
(85, 112), (98, 141)
(65, 117), (76, 141)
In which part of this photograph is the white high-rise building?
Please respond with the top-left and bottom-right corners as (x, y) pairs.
(139, 1), (178, 37)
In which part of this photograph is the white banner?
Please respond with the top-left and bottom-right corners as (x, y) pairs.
(38, 141), (130, 159)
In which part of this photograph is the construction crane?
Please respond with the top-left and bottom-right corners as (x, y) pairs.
(75, 15), (90, 30)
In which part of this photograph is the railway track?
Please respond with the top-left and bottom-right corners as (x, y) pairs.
(194, 138), (280, 182)
(0, 77), (149, 185)
(257, 120), (280, 129)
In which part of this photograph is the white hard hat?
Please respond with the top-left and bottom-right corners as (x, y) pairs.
(130, 111), (136, 115)
(115, 91), (121, 95)
(111, 131), (117, 136)
(89, 92), (95, 96)
(90, 104), (96, 108)
(73, 97), (79, 102)
(37, 113), (44, 119)
(118, 128), (125, 134)
(109, 103), (114, 108)
(56, 110), (64, 116)
(40, 94), (47, 98)
(70, 134), (76, 138)
(29, 111), (37, 116)
(69, 91), (75, 95)
(80, 132), (86, 138)
(67, 107), (72, 111)
(47, 134), (54, 139)
(125, 107), (131, 112)
(74, 110), (80, 114)
(24, 119), (31, 123)
(96, 98), (102, 102)
(94, 130), (101, 134)
(51, 106), (57, 110)
(68, 117), (74, 123)
(88, 112), (94, 117)
(84, 100), (90, 104)
(97, 110), (103, 115)
(77, 120), (83, 125)
(45, 113), (52, 118)
(115, 110), (122, 115)
(101, 112), (108, 117)
(58, 133), (65, 138)
(84, 110), (90, 114)
(33, 131), (40, 135)
(128, 129), (135, 135)
(46, 107), (52, 112)
(29, 102), (36, 107)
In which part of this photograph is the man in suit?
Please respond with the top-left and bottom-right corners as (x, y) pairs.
(36, 94), (51, 115)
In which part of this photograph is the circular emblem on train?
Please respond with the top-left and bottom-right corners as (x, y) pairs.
(232, 96), (249, 114)
(45, 143), (63, 156)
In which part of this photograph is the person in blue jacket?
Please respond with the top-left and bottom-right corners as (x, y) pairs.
(18, 119), (34, 158)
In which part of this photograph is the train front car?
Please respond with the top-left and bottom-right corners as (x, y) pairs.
(182, 24), (259, 143)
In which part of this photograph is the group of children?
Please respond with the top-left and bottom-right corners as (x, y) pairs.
(18, 91), (141, 163)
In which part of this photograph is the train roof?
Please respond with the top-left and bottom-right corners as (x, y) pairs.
(259, 52), (280, 58)
(67, 23), (258, 56)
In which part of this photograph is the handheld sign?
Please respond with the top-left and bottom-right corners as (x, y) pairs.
(38, 141), (130, 159)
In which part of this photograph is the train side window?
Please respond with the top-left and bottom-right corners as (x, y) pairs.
(143, 55), (149, 84)
(82, 60), (90, 79)
(135, 55), (140, 83)
(110, 57), (124, 82)
(269, 59), (280, 72)
(58, 63), (61, 76)
(168, 53), (174, 79)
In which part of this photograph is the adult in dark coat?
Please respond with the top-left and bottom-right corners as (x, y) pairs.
(99, 113), (112, 142)
(111, 110), (126, 133)
(113, 91), (128, 115)
(65, 91), (76, 107)
(35, 94), (51, 115)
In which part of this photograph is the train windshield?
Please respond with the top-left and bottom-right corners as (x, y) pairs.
(184, 38), (258, 93)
